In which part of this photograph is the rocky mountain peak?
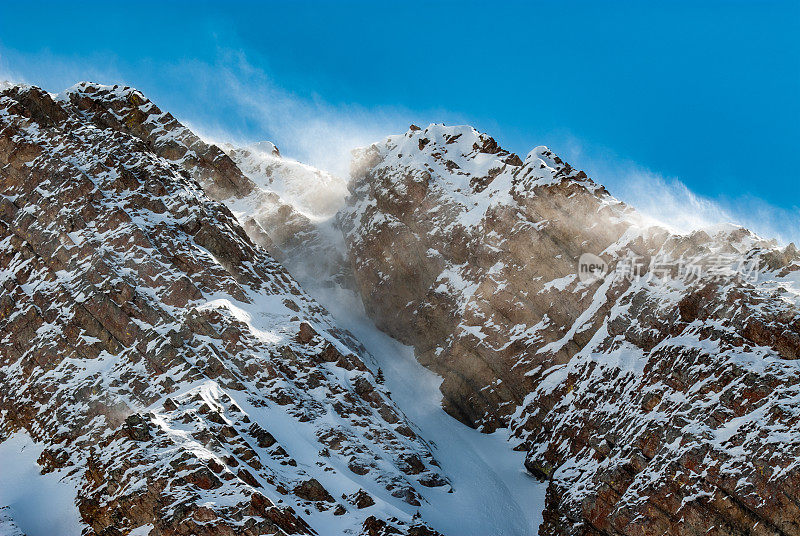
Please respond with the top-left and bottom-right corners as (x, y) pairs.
(341, 124), (800, 535)
(64, 81), (257, 200)
(0, 82), (448, 536)
(356, 123), (522, 189)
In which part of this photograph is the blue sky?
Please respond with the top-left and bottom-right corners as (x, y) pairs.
(1, 0), (798, 242)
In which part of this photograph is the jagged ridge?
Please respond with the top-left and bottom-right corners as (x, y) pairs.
(0, 84), (446, 536)
(340, 123), (800, 536)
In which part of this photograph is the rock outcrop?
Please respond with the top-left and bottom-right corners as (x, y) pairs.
(340, 124), (800, 535)
(0, 84), (445, 535)
(65, 81), (351, 289)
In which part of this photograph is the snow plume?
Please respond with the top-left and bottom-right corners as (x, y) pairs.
(562, 142), (800, 246)
(616, 170), (800, 246)
(0, 52), (26, 86)
(174, 49), (438, 178)
(610, 166), (734, 233)
(0, 45), (449, 179)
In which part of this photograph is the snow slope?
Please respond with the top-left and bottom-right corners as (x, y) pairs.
(309, 285), (548, 536)
(0, 432), (83, 536)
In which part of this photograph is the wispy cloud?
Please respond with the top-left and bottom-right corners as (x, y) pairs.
(562, 141), (800, 245)
(161, 49), (444, 177)
(0, 50), (26, 84)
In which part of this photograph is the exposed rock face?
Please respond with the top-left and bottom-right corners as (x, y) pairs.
(0, 84), (445, 535)
(340, 124), (800, 535)
(64, 81), (351, 289)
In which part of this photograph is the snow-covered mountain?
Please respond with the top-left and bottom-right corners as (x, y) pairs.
(340, 124), (800, 535)
(1, 83), (798, 536)
(0, 83), (447, 536)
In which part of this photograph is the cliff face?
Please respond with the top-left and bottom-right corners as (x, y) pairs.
(340, 124), (800, 535)
(0, 84), (445, 536)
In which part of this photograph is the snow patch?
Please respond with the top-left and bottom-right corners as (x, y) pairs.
(0, 432), (83, 536)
